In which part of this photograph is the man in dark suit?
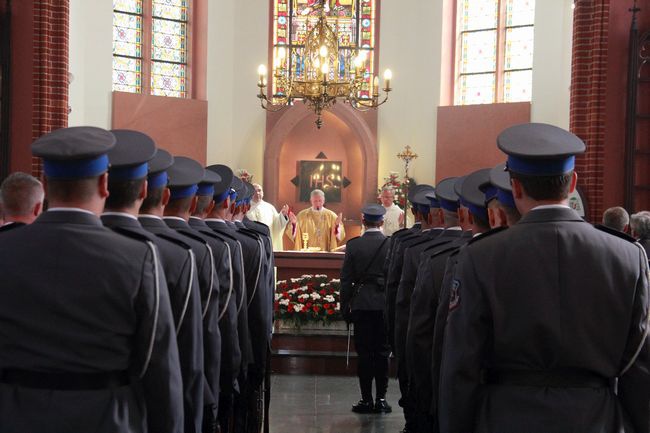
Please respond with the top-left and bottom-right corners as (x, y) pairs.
(101, 130), (205, 433)
(341, 204), (392, 414)
(0, 127), (183, 433)
(0, 171), (44, 233)
(439, 123), (650, 433)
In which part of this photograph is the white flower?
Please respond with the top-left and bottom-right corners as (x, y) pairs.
(298, 294), (310, 300)
(275, 293), (283, 301)
(310, 293), (321, 300)
(324, 295), (335, 303)
(290, 278), (302, 283)
(277, 280), (287, 285)
(330, 279), (340, 283)
(279, 299), (290, 306)
(295, 303), (305, 312)
(300, 274), (313, 279)
(320, 283), (326, 287)
(336, 303), (340, 310)
(287, 289), (297, 295)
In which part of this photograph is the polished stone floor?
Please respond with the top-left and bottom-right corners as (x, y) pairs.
(269, 375), (405, 433)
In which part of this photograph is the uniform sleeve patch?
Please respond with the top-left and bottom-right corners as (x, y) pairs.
(449, 279), (461, 312)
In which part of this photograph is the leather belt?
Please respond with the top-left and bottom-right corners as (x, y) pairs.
(0, 369), (130, 390)
(485, 369), (612, 389)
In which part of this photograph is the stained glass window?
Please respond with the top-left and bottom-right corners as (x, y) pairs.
(455, 0), (535, 105)
(151, 0), (188, 97)
(113, 0), (143, 93)
(273, 0), (376, 99)
(112, 0), (189, 98)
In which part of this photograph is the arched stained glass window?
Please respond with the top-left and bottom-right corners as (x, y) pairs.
(456, 0), (535, 105)
(273, 0), (376, 99)
(112, 0), (189, 98)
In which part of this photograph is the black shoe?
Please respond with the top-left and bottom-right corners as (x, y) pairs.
(351, 399), (374, 414)
(374, 398), (392, 413)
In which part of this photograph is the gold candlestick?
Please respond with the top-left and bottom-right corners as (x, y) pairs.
(397, 145), (418, 229)
(301, 232), (309, 251)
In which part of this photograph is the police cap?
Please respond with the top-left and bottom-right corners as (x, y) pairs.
(108, 130), (157, 181)
(460, 168), (491, 221)
(490, 163), (516, 208)
(32, 126), (115, 179)
(435, 177), (460, 212)
(147, 149), (174, 190)
(361, 204), (386, 222)
(167, 156), (204, 199)
(206, 164), (234, 204)
(497, 123), (586, 176)
(197, 169), (221, 197)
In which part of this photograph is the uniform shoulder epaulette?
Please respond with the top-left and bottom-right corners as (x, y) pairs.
(246, 220), (271, 235)
(111, 226), (155, 243)
(594, 224), (637, 242)
(392, 228), (409, 237)
(178, 228), (210, 245)
(347, 235), (361, 244)
(155, 232), (192, 250)
(466, 226), (508, 245)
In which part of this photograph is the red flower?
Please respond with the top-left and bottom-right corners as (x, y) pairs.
(312, 305), (320, 313)
(327, 309), (334, 315)
(319, 290), (327, 296)
(323, 303), (330, 309)
(287, 304), (294, 312)
(306, 302), (313, 309)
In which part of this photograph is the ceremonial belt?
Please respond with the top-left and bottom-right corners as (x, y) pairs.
(485, 369), (612, 389)
(0, 369), (130, 390)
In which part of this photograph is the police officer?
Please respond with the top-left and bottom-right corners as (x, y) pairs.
(0, 127), (183, 432)
(341, 204), (392, 414)
(102, 130), (205, 433)
(439, 123), (650, 433)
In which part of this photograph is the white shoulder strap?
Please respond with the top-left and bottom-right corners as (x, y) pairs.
(217, 242), (235, 321)
(176, 249), (196, 335)
(139, 240), (161, 379)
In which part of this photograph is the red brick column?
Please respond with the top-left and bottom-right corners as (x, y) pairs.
(32, 0), (69, 177)
(569, 0), (610, 222)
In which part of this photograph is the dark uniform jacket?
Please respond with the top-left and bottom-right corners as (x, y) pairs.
(188, 217), (243, 393)
(0, 210), (183, 433)
(341, 230), (390, 313)
(405, 231), (473, 416)
(439, 207), (650, 433)
(102, 213), (204, 433)
(0, 221), (26, 233)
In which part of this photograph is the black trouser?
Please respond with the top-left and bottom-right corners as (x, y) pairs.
(353, 310), (390, 401)
(398, 356), (416, 430)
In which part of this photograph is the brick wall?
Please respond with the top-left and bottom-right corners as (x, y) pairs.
(569, 1), (610, 222)
(31, 0), (69, 177)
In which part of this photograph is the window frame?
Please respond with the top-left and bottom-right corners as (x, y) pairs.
(112, 0), (192, 98)
(453, 0), (534, 105)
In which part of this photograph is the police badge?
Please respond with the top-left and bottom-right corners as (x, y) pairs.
(449, 279), (460, 312)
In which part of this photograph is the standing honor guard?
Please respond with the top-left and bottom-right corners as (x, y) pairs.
(102, 130), (205, 433)
(439, 123), (650, 433)
(341, 204), (392, 414)
(0, 127), (183, 432)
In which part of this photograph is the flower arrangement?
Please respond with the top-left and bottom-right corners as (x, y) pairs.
(378, 172), (416, 208)
(274, 274), (342, 327)
(237, 169), (254, 184)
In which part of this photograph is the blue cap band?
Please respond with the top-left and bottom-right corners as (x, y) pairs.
(461, 197), (488, 222)
(109, 162), (148, 181)
(229, 190), (237, 202)
(148, 171), (168, 190)
(197, 183), (215, 196)
(484, 185), (499, 204)
(439, 198), (459, 212)
(507, 155), (576, 176)
(417, 204), (431, 214)
(428, 197), (440, 208)
(497, 188), (516, 208)
(43, 154), (109, 179)
(213, 190), (230, 204)
(169, 184), (199, 199)
(363, 214), (384, 222)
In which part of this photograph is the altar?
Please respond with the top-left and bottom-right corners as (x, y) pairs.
(274, 250), (345, 281)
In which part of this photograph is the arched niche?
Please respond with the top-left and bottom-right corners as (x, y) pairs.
(264, 103), (378, 246)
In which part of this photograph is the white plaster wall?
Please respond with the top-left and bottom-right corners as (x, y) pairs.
(206, 0), (267, 178)
(68, 0), (113, 128)
(377, 0), (442, 185)
(531, 0), (574, 129)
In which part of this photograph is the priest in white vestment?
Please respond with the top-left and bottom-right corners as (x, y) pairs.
(246, 183), (290, 250)
(286, 189), (345, 251)
(379, 186), (404, 236)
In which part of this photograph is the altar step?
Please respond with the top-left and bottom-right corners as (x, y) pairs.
(271, 333), (397, 376)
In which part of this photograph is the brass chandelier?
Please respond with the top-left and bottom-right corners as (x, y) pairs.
(257, 1), (392, 129)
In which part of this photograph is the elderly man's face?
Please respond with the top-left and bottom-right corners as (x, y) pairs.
(380, 190), (394, 207)
(253, 184), (263, 202)
(310, 194), (325, 209)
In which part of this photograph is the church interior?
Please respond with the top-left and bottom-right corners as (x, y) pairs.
(1, 1), (650, 433)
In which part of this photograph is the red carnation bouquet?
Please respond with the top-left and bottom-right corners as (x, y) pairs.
(274, 274), (342, 327)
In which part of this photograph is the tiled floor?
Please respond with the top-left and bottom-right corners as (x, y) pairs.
(269, 375), (405, 433)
